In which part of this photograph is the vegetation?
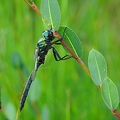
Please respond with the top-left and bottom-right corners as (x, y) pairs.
(0, 0), (120, 119)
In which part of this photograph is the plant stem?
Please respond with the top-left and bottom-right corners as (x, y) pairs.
(53, 31), (91, 77)
(24, 0), (41, 15)
(112, 110), (120, 120)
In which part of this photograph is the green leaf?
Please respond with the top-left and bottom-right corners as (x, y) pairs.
(41, 0), (61, 30)
(102, 77), (119, 110)
(58, 26), (82, 58)
(88, 49), (107, 86)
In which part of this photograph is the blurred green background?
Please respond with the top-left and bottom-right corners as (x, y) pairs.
(0, 0), (120, 120)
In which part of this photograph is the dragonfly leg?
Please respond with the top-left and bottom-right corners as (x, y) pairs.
(52, 46), (72, 61)
(51, 27), (67, 45)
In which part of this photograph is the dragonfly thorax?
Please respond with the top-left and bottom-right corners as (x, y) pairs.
(37, 38), (46, 48)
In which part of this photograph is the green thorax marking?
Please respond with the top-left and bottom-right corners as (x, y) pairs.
(38, 38), (47, 47)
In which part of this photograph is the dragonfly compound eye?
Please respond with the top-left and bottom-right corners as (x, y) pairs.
(43, 31), (49, 38)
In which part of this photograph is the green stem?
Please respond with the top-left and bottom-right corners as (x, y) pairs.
(53, 31), (91, 77)
(112, 110), (120, 120)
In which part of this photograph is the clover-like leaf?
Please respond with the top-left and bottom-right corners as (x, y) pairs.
(41, 0), (61, 30)
(102, 77), (119, 110)
(88, 49), (107, 86)
(58, 26), (82, 58)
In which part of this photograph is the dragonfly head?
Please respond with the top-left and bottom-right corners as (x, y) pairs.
(42, 29), (54, 41)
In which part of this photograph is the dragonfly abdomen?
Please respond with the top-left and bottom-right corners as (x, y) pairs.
(20, 73), (33, 111)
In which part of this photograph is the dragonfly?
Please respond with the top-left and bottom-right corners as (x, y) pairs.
(20, 27), (72, 111)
